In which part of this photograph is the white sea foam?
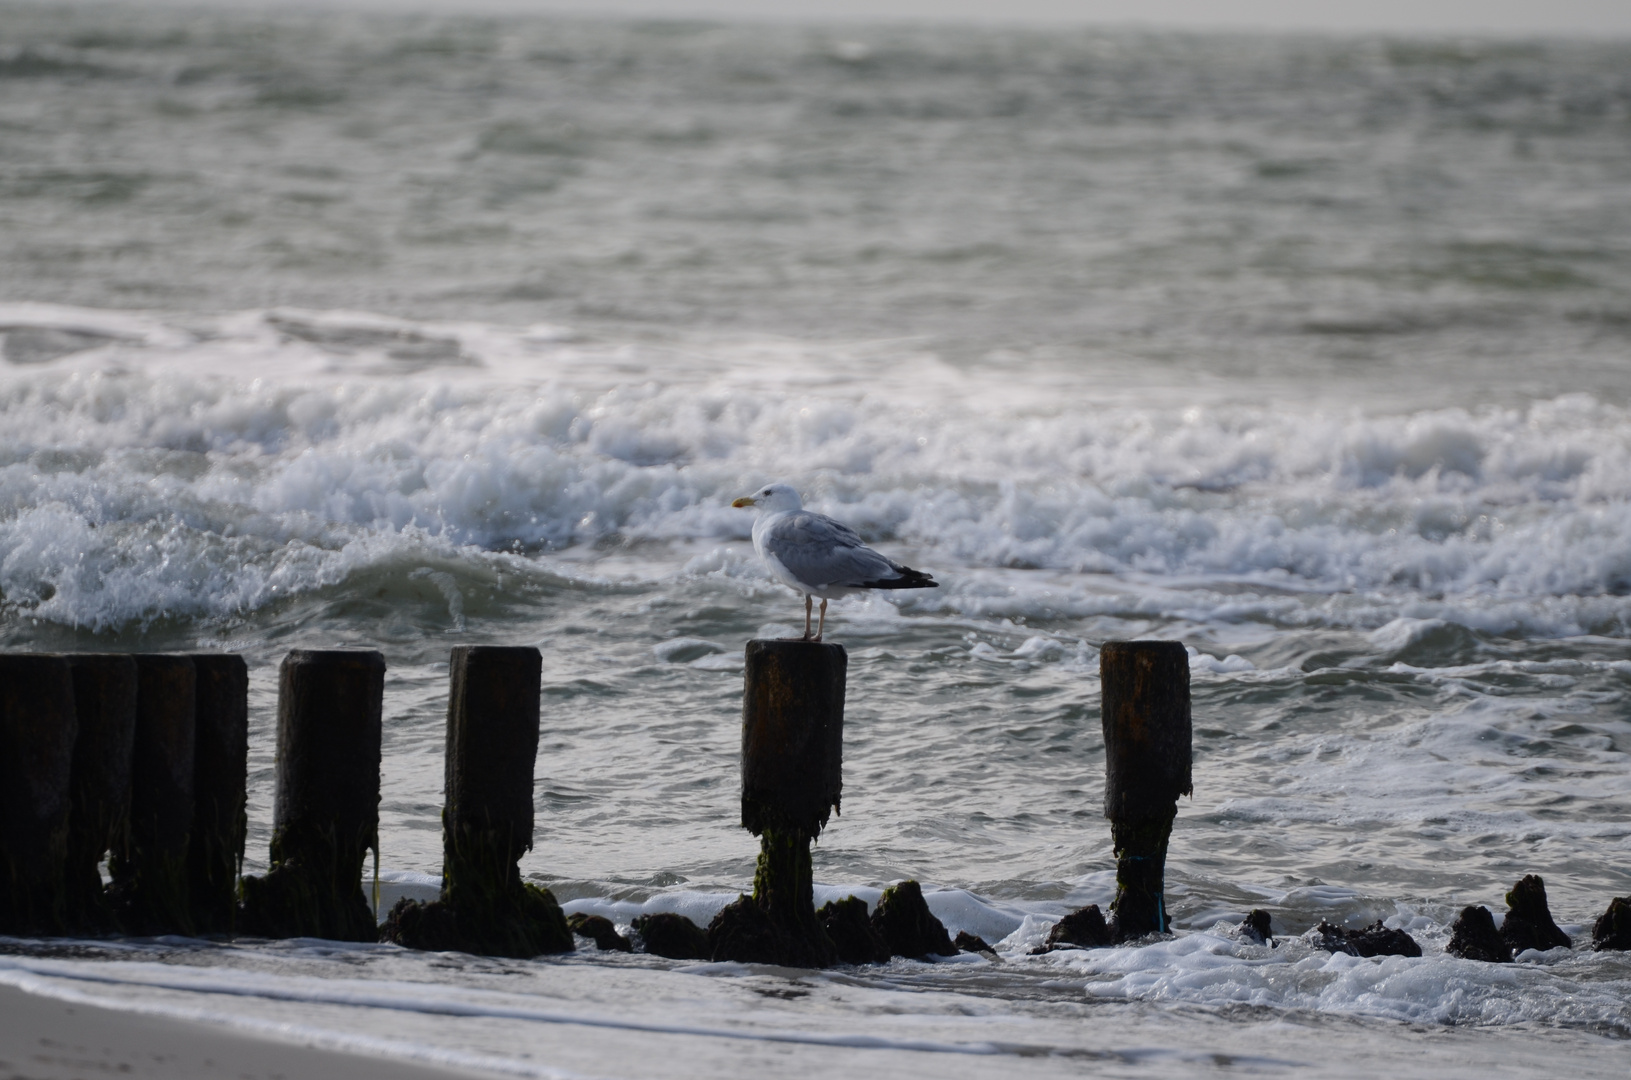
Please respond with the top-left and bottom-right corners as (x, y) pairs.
(4, 304), (1631, 636)
(1055, 925), (1631, 1031)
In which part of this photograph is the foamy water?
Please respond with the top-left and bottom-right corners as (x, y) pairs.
(2, 6), (1630, 1077)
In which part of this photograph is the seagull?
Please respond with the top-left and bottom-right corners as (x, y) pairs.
(731, 482), (938, 641)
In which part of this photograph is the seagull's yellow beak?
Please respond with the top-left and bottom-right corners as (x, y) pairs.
(731, 496), (756, 508)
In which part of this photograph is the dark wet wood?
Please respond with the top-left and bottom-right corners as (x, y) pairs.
(1100, 640), (1191, 939)
(188, 654), (248, 934)
(0, 653), (77, 934)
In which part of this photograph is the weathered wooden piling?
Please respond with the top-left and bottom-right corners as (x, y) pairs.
(239, 650), (382, 942)
(109, 654), (197, 935)
(187, 654), (248, 935)
(0, 654), (78, 935)
(1100, 640), (1191, 941)
(708, 639), (844, 967)
(63, 654), (138, 931)
(379, 646), (573, 957)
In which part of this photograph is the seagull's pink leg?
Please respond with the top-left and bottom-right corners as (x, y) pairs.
(802, 594), (813, 640)
(815, 598), (828, 642)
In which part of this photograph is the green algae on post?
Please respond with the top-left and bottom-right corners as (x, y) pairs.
(240, 650), (382, 942)
(0, 654), (78, 936)
(380, 646), (572, 958)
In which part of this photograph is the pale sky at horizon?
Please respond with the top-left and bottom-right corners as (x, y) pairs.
(51, 0), (1631, 38)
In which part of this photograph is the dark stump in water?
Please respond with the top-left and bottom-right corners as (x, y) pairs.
(1042, 904), (1112, 952)
(955, 931), (996, 955)
(0, 654), (77, 936)
(569, 913), (632, 952)
(635, 912), (710, 960)
(240, 650), (381, 942)
(187, 654), (248, 936)
(1447, 905), (1512, 963)
(705, 831), (836, 965)
(110, 654), (197, 936)
(63, 654), (136, 933)
(707, 895), (789, 964)
(871, 880), (956, 960)
(1501, 875), (1571, 954)
(1591, 897), (1631, 952)
(1346, 921), (1422, 958)
(381, 885), (571, 957)
(1239, 909), (1275, 947)
(817, 896), (888, 964)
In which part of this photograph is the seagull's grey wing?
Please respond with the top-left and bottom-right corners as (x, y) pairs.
(764, 511), (899, 587)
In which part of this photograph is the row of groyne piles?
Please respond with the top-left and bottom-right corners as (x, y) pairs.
(2, 642), (1629, 961)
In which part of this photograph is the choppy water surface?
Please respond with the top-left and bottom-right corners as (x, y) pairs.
(1, 5), (1630, 1077)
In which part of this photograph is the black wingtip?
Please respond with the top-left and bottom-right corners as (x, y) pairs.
(862, 567), (938, 590)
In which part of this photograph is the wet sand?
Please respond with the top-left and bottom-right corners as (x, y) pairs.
(0, 984), (497, 1080)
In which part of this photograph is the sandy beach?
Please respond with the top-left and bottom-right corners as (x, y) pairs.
(0, 984), (494, 1080)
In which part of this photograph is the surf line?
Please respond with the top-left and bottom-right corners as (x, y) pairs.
(0, 958), (1008, 1058)
(0, 968), (592, 1080)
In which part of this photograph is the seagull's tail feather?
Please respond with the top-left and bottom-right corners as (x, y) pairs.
(861, 566), (939, 590)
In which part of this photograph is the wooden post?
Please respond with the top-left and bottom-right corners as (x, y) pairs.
(1100, 640), (1191, 941)
(443, 646), (571, 955)
(187, 654), (248, 935)
(239, 650), (382, 942)
(0, 654), (77, 935)
(444, 646), (540, 909)
(64, 654), (138, 932)
(380, 646), (573, 956)
(710, 639), (844, 967)
(111, 654), (197, 935)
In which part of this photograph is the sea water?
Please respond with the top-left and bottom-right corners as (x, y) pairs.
(1, 5), (1629, 1076)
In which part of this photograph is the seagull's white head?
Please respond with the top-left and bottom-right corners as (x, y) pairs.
(731, 482), (803, 514)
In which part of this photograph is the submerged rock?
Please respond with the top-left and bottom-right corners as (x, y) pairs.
(633, 912), (711, 960)
(1041, 904), (1113, 952)
(568, 912), (632, 952)
(1306, 919), (1419, 957)
(1501, 875), (1571, 954)
(379, 884), (575, 958)
(1346, 920), (1422, 958)
(870, 880), (957, 960)
(706, 894), (834, 967)
(1591, 897), (1631, 952)
(817, 896), (888, 964)
(1310, 921), (1359, 956)
(1447, 905), (1512, 963)
(1239, 909), (1275, 947)
(379, 896), (462, 953)
(954, 930), (996, 956)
